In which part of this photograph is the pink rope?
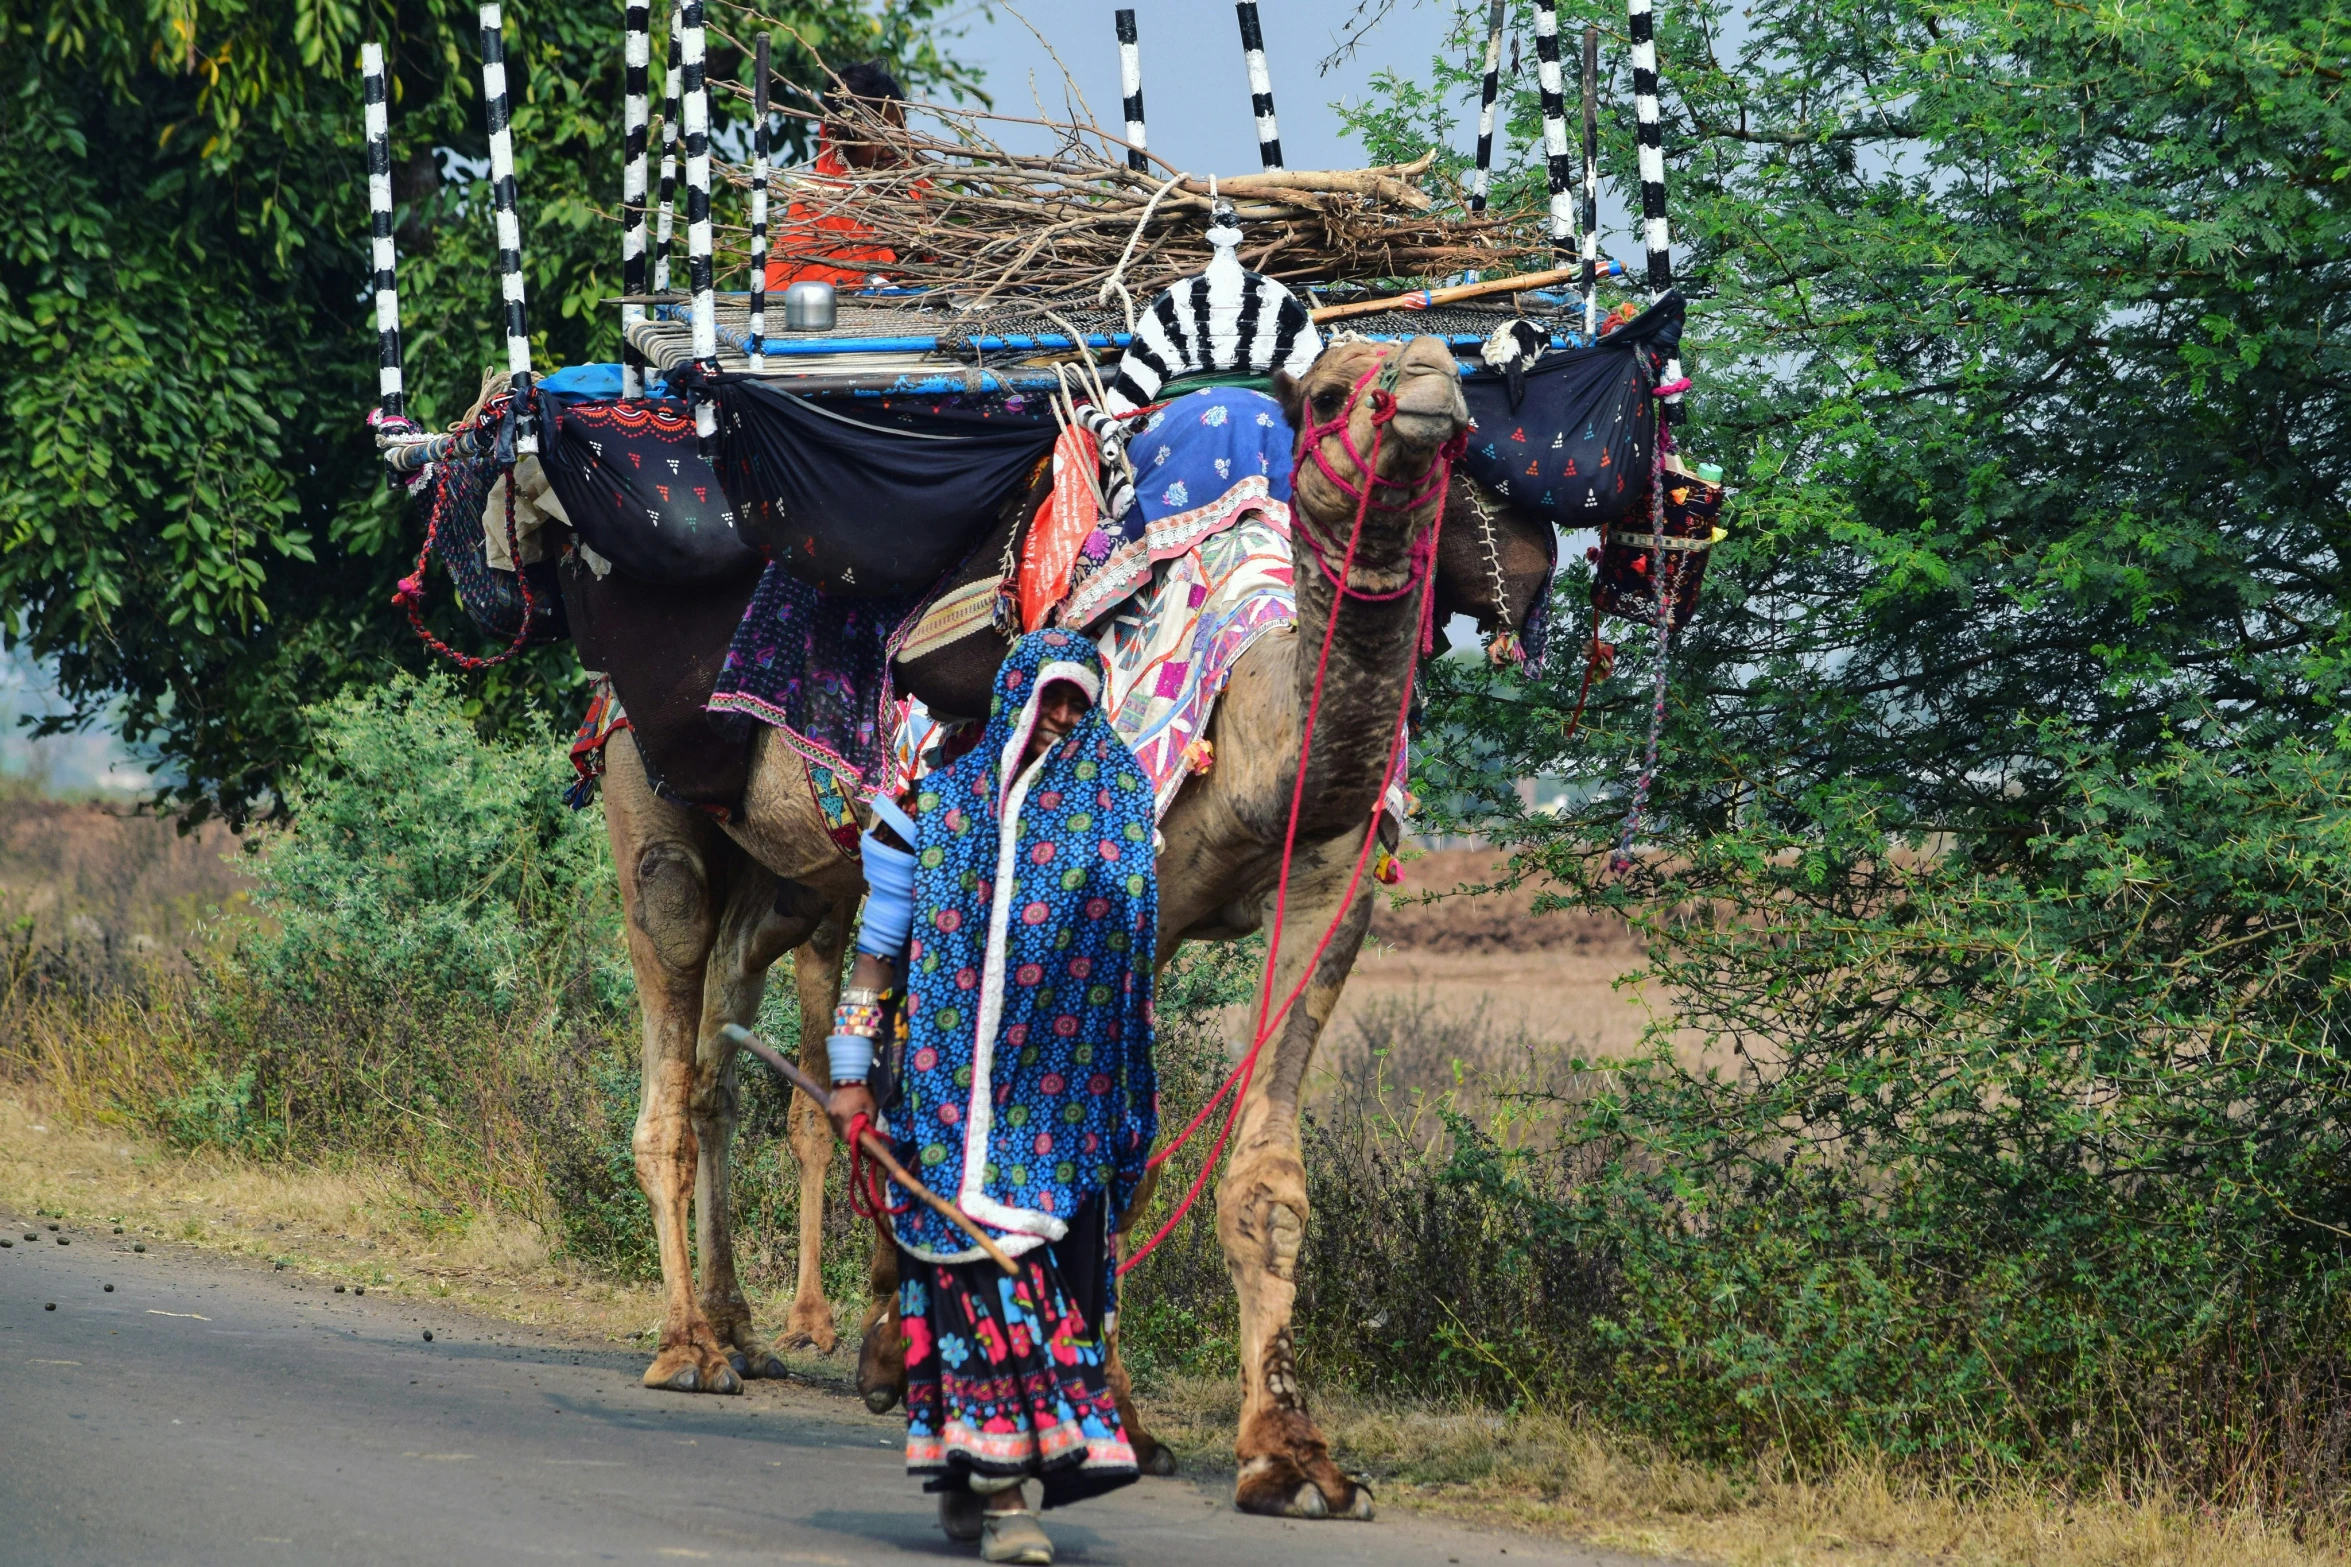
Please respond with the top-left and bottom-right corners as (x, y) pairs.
(1122, 354), (1461, 1275)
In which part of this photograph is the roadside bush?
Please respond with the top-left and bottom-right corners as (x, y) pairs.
(1456, 734), (2351, 1507)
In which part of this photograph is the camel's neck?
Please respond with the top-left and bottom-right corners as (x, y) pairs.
(1276, 511), (1432, 843)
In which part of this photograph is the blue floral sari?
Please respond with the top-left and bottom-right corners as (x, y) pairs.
(888, 629), (1158, 1503)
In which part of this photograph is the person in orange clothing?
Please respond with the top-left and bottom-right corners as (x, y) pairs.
(765, 61), (915, 291)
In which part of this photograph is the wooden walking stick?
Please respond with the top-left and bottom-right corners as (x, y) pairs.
(718, 1024), (1019, 1275)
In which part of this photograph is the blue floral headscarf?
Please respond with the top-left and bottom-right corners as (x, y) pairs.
(890, 630), (1159, 1264)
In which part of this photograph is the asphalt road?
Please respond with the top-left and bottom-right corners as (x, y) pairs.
(0, 1217), (1663, 1567)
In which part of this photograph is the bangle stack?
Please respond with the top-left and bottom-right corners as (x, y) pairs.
(833, 1001), (886, 1038)
(829, 987), (894, 1085)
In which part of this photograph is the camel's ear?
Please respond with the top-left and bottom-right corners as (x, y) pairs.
(1272, 369), (1306, 430)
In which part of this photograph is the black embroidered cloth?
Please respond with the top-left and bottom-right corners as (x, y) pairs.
(537, 395), (764, 585)
(710, 377), (1056, 598)
(1457, 292), (1686, 532)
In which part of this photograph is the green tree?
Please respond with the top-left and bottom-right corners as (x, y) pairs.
(1358, 0), (2351, 1492)
(1355, 0), (2351, 852)
(0, 0), (974, 825)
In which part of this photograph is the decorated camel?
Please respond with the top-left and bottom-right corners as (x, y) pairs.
(597, 334), (1541, 1519)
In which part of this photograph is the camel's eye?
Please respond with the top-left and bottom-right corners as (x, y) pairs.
(1309, 387), (1346, 422)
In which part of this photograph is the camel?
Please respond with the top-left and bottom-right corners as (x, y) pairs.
(601, 334), (1548, 1517)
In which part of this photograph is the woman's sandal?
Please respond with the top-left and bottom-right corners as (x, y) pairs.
(979, 1509), (1054, 1565)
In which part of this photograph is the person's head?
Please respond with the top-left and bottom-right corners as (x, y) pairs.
(1022, 679), (1093, 771)
(823, 60), (906, 169)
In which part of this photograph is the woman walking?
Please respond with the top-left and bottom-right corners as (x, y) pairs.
(825, 629), (1159, 1565)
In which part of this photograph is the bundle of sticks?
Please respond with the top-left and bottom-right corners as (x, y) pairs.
(682, 23), (1559, 310)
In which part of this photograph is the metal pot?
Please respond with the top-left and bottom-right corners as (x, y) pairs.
(783, 280), (837, 332)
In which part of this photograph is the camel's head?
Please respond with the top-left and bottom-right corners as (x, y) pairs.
(1277, 335), (1470, 592)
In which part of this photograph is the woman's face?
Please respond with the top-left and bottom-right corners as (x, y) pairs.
(1022, 680), (1092, 770)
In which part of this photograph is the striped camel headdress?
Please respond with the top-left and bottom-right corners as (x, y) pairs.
(1101, 200), (1321, 415)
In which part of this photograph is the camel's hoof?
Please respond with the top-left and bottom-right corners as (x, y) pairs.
(727, 1351), (750, 1379)
(1136, 1441), (1178, 1478)
(863, 1383), (902, 1415)
(744, 1350), (789, 1381)
(1234, 1457), (1370, 1520)
(643, 1354), (743, 1396)
(781, 1324), (839, 1355)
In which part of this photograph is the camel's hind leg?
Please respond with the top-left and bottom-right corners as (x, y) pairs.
(1218, 839), (1378, 1520)
(778, 911), (853, 1352)
(690, 862), (828, 1381)
(604, 740), (742, 1395)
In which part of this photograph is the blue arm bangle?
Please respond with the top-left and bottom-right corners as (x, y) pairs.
(857, 835), (916, 957)
(826, 1033), (876, 1084)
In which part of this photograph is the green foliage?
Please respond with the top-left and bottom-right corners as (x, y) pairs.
(1364, 0), (2351, 1501)
(0, 0), (977, 825)
(159, 1060), (275, 1155)
(1408, 0), (2351, 840)
(1108, 939), (1259, 1384)
(1402, 736), (2351, 1501)
(241, 670), (628, 1015)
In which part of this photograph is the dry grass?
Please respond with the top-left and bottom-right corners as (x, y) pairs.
(0, 1088), (655, 1344)
(1140, 1376), (2351, 1567)
(6, 1088), (2340, 1567)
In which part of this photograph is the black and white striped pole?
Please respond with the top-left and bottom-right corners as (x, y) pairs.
(680, 0), (718, 449)
(620, 0), (652, 397)
(1114, 9), (1148, 173)
(479, 3), (535, 452)
(1234, 3), (1282, 171)
(361, 43), (406, 422)
(1467, 0), (1504, 214)
(1628, 0), (1682, 414)
(1581, 24), (1601, 338)
(1532, 0), (1576, 268)
(654, 3), (680, 297)
(748, 33), (770, 370)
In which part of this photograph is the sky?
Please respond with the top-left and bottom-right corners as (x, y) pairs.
(933, 0), (1463, 174)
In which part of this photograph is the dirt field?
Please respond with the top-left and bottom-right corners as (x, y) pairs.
(1347, 847), (1655, 1058)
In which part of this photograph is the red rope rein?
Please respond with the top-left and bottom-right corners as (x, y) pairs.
(1122, 355), (1463, 1276)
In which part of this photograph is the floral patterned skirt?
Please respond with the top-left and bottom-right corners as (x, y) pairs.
(898, 1197), (1138, 1509)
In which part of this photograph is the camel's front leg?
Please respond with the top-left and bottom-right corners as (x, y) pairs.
(688, 861), (804, 1382)
(1218, 840), (1377, 1520)
(606, 741), (741, 1396)
(780, 905), (854, 1352)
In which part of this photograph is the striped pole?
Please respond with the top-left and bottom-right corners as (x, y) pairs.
(479, 3), (535, 453)
(680, 0), (717, 447)
(1581, 24), (1601, 338)
(1532, 0), (1576, 267)
(1467, 0), (1503, 214)
(361, 43), (406, 421)
(748, 33), (770, 370)
(1628, 0), (1682, 413)
(1234, 3), (1282, 171)
(1115, 10), (1148, 173)
(654, 2), (680, 296)
(620, 0), (651, 397)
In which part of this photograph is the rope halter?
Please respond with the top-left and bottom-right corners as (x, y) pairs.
(1289, 347), (1470, 603)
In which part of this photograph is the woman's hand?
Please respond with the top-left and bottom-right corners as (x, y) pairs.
(827, 1082), (878, 1146)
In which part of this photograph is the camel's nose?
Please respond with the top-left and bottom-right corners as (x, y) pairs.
(1387, 336), (1470, 448)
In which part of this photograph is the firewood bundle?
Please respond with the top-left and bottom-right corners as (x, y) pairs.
(691, 41), (1556, 310)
